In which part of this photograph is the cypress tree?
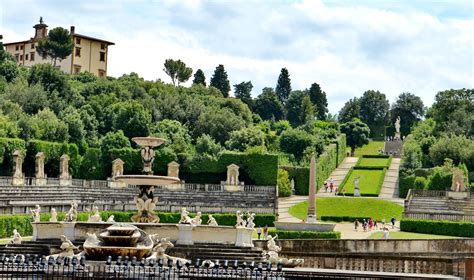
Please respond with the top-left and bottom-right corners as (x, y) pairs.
(275, 68), (291, 103)
(210, 64), (231, 97)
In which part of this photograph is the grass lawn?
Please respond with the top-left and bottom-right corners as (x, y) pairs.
(368, 231), (459, 239)
(357, 157), (391, 168)
(0, 236), (32, 245)
(288, 197), (403, 222)
(339, 168), (385, 196)
(353, 141), (384, 157)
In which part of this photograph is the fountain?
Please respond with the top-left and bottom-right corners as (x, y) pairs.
(114, 137), (181, 223)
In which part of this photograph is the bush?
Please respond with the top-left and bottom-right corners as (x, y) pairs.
(399, 172), (415, 198)
(277, 169), (291, 197)
(282, 166), (309, 195)
(0, 137), (26, 176)
(414, 176), (427, 190)
(267, 229), (341, 239)
(400, 219), (474, 238)
(427, 168), (452, 191)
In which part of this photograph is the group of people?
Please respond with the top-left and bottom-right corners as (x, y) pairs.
(354, 217), (397, 238)
(323, 178), (346, 196)
(256, 225), (269, 240)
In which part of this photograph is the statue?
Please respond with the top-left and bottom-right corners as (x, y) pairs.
(87, 206), (102, 223)
(179, 207), (192, 224)
(207, 215), (218, 226)
(106, 215), (115, 222)
(64, 201), (78, 222)
(246, 212), (256, 229)
(354, 176), (361, 197)
(235, 211), (244, 227)
(191, 212), (202, 225)
(132, 186), (160, 223)
(394, 116), (401, 140)
(141, 146), (155, 175)
(47, 235), (82, 260)
(7, 229), (22, 245)
(111, 158), (124, 179)
(30, 205), (41, 223)
(146, 235), (189, 266)
(262, 235), (304, 267)
(451, 169), (466, 192)
(59, 154), (71, 179)
(12, 150), (25, 186)
(49, 208), (58, 222)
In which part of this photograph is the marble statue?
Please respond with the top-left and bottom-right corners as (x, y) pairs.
(262, 234), (304, 267)
(451, 169), (466, 192)
(235, 211), (244, 227)
(141, 146), (155, 174)
(47, 235), (82, 260)
(226, 164), (240, 185)
(354, 176), (361, 197)
(179, 207), (193, 224)
(59, 154), (71, 180)
(64, 201), (78, 222)
(132, 186), (160, 223)
(30, 205), (41, 223)
(146, 235), (189, 266)
(246, 212), (256, 229)
(106, 215), (115, 222)
(49, 208), (58, 222)
(167, 161), (180, 178)
(191, 212), (202, 225)
(35, 152), (45, 179)
(7, 229), (22, 245)
(12, 150), (24, 178)
(207, 214), (218, 226)
(395, 116), (401, 134)
(87, 206), (102, 223)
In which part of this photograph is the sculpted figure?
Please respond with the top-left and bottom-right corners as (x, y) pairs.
(395, 116), (401, 134)
(207, 215), (218, 226)
(30, 205), (41, 223)
(246, 212), (256, 229)
(235, 211), (244, 227)
(141, 146), (155, 174)
(107, 215), (115, 222)
(191, 212), (202, 225)
(47, 235), (82, 260)
(64, 201), (78, 222)
(179, 207), (192, 224)
(87, 206), (102, 223)
(7, 229), (22, 245)
(147, 235), (189, 266)
(50, 208), (58, 222)
(262, 234), (304, 267)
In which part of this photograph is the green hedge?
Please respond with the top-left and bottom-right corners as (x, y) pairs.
(320, 216), (371, 222)
(0, 138), (26, 176)
(281, 166), (309, 195)
(338, 166), (386, 196)
(334, 134), (347, 166)
(399, 172), (415, 198)
(400, 219), (474, 238)
(0, 212), (276, 238)
(267, 229), (341, 239)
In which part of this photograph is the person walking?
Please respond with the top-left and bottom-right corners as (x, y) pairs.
(374, 220), (378, 230)
(324, 180), (328, 192)
(334, 186), (338, 196)
(369, 217), (373, 231)
(354, 219), (359, 232)
(390, 217), (396, 229)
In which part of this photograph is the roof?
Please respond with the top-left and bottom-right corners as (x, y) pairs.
(74, 33), (115, 45)
(3, 40), (31, 46)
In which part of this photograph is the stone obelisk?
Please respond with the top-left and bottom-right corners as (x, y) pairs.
(307, 155), (317, 223)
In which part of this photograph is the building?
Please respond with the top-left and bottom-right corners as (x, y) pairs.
(3, 17), (114, 77)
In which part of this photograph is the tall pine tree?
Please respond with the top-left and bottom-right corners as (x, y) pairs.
(210, 64), (231, 97)
(309, 82), (328, 120)
(275, 68), (291, 103)
(193, 69), (206, 86)
(233, 81), (253, 108)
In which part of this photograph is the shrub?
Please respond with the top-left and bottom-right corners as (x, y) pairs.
(277, 169), (291, 197)
(427, 168), (452, 191)
(267, 229), (340, 239)
(400, 219), (474, 238)
(399, 172), (415, 198)
(0, 137), (26, 176)
(414, 177), (427, 190)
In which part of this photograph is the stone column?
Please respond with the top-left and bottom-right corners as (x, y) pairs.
(307, 155), (317, 223)
(35, 152), (46, 186)
(59, 154), (71, 186)
(11, 150), (25, 186)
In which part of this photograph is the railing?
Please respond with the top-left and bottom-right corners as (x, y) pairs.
(403, 212), (474, 222)
(410, 189), (448, 197)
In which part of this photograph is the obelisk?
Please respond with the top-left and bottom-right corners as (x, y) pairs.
(307, 155), (317, 223)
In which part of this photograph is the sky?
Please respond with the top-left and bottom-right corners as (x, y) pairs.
(1, 0), (473, 113)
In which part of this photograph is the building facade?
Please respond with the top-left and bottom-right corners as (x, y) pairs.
(3, 18), (114, 77)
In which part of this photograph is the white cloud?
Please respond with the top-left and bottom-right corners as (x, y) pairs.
(1, 0), (472, 113)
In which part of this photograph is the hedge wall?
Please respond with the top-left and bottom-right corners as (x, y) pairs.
(267, 229), (341, 239)
(0, 138), (26, 176)
(0, 212), (276, 238)
(334, 134), (347, 166)
(400, 219), (474, 238)
(25, 140), (80, 177)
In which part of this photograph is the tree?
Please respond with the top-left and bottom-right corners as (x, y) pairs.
(338, 97), (360, 123)
(108, 101), (152, 138)
(4, 78), (48, 114)
(0, 60), (19, 82)
(192, 69), (206, 86)
(29, 108), (69, 142)
(36, 27), (73, 66)
(233, 81), (253, 108)
(275, 68), (291, 103)
(299, 95), (315, 125)
(60, 106), (86, 147)
(194, 107), (246, 144)
(390, 92), (425, 132)
(309, 82), (328, 120)
(429, 135), (474, 170)
(0, 113), (19, 138)
(195, 134), (222, 158)
(150, 119), (193, 155)
(163, 59), (193, 86)
(341, 119), (371, 156)
(286, 90), (313, 127)
(28, 63), (69, 94)
(254, 87), (285, 121)
(359, 90), (389, 128)
(226, 126), (264, 152)
(279, 128), (314, 160)
(210, 64), (231, 97)
(99, 130), (131, 154)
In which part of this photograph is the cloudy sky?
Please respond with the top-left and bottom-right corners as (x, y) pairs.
(1, 0), (473, 113)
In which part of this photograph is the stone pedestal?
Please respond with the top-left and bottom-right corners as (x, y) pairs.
(224, 184), (244, 192)
(12, 150), (25, 186)
(59, 154), (71, 186)
(12, 177), (25, 186)
(35, 152), (46, 185)
(35, 178), (47, 186)
(307, 215), (317, 223)
(59, 178), (72, 186)
(235, 226), (254, 247)
(32, 222), (75, 241)
(165, 183), (184, 191)
(108, 179), (127, 188)
(176, 224), (195, 245)
(167, 161), (180, 178)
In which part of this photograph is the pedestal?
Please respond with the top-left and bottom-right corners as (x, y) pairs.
(36, 178), (46, 186)
(307, 215), (317, 224)
(176, 224), (195, 245)
(165, 183), (184, 191)
(395, 132), (401, 140)
(224, 184), (244, 192)
(12, 176), (25, 186)
(59, 178), (72, 186)
(108, 179), (127, 188)
(235, 226), (254, 247)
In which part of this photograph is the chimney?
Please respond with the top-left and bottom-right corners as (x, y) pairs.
(70, 26), (75, 34)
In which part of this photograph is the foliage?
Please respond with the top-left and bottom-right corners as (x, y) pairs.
(28, 108), (69, 142)
(401, 136), (423, 171)
(339, 167), (386, 196)
(108, 101), (152, 138)
(210, 64), (231, 97)
(28, 63), (69, 96)
(192, 69), (206, 86)
(0, 114), (19, 138)
(308, 82), (328, 120)
(163, 59), (193, 86)
(0, 60), (19, 82)
(150, 119), (192, 155)
(194, 107), (246, 145)
(195, 134), (222, 159)
(429, 135), (474, 170)
(340, 119), (370, 156)
(254, 87), (285, 121)
(78, 148), (104, 179)
(277, 169), (291, 197)
(0, 138), (26, 176)
(426, 167), (452, 190)
(359, 90), (390, 134)
(3, 78), (49, 115)
(286, 90), (313, 127)
(279, 129), (314, 161)
(275, 68), (291, 103)
(338, 97), (360, 123)
(414, 176), (427, 190)
(267, 229), (340, 239)
(99, 130), (131, 155)
(390, 92), (425, 133)
(400, 219), (474, 238)
(226, 126), (264, 152)
(398, 172), (415, 198)
(36, 27), (74, 66)
(429, 89), (473, 136)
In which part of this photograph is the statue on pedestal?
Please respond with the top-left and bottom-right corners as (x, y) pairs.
(262, 234), (304, 267)
(64, 201), (78, 222)
(394, 116), (401, 140)
(7, 229), (22, 245)
(191, 212), (202, 225)
(354, 176), (361, 197)
(179, 207), (192, 224)
(207, 215), (218, 226)
(87, 206), (103, 223)
(246, 212), (256, 229)
(141, 146), (155, 175)
(50, 208), (58, 222)
(30, 205), (41, 223)
(235, 210), (244, 227)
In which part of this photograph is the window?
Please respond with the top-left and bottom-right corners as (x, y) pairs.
(75, 47), (81, 57)
(15, 54), (19, 62)
(100, 51), (106, 62)
(74, 65), (81, 74)
(76, 37), (81, 45)
(31, 43), (35, 49)
(20, 55), (23, 61)
(98, 69), (106, 77)
(25, 54), (28, 61)
(101, 43), (106, 50)
(20, 45), (23, 50)
(30, 52), (35, 61)
(15, 45), (19, 51)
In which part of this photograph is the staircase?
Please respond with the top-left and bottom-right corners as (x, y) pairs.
(384, 140), (404, 158)
(379, 158), (401, 198)
(317, 157), (358, 197)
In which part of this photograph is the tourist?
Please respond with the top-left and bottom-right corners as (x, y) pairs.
(342, 187), (346, 196)
(257, 227), (262, 240)
(390, 217), (396, 229)
(362, 219), (367, 231)
(382, 218), (385, 227)
(324, 180), (328, 192)
(369, 218), (373, 231)
(383, 228), (390, 239)
(334, 186), (338, 196)
(263, 224), (268, 239)
(329, 182), (334, 193)
(354, 219), (359, 232)
(374, 220), (378, 230)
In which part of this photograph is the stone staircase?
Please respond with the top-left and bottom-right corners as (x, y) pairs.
(406, 196), (474, 215)
(384, 140), (403, 158)
(379, 158), (401, 199)
(317, 157), (358, 197)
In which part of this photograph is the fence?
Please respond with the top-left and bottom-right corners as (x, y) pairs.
(403, 212), (474, 222)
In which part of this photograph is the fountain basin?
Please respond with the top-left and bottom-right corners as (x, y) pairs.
(114, 175), (181, 186)
(132, 137), (165, 147)
(100, 230), (141, 246)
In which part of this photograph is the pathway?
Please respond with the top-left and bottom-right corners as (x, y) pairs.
(335, 222), (400, 239)
(277, 195), (308, 222)
(317, 157), (358, 197)
(379, 158), (401, 199)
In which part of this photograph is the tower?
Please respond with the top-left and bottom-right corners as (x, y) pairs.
(33, 17), (48, 39)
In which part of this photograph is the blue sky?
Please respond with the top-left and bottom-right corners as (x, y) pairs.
(1, 0), (473, 113)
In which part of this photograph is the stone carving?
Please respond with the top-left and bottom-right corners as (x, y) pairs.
(179, 207), (193, 224)
(191, 212), (202, 226)
(133, 189), (159, 223)
(141, 146), (155, 175)
(30, 205), (41, 223)
(7, 229), (22, 245)
(64, 201), (78, 222)
(246, 212), (256, 229)
(395, 116), (401, 139)
(146, 235), (189, 266)
(111, 158), (124, 179)
(59, 154), (71, 180)
(451, 169), (466, 192)
(354, 176), (361, 197)
(87, 206), (102, 223)
(167, 161), (180, 178)
(226, 164), (240, 185)
(50, 208), (58, 222)
(262, 235), (304, 267)
(35, 152), (46, 185)
(107, 215), (115, 222)
(12, 150), (25, 186)
(235, 211), (245, 227)
(47, 235), (81, 260)
(307, 155), (317, 223)
(207, 214), (218, 226)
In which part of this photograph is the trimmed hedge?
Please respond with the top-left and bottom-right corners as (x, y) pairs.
(282, 166), (309, 195)
(0, 138), (26, 176)
(0, 212), (276, 238)
(400, 219), (474, 238)
(267, 229), (341, 239)
(399, 172), (415, 198)
(335, 134), (347, 166)
(320, 216), (371, 223)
